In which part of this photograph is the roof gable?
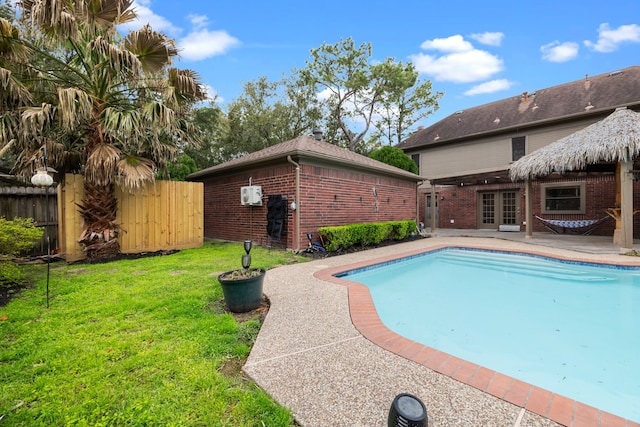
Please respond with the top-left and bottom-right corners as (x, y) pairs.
(188, 135), (422, 181)
(399, 66), (640, 150)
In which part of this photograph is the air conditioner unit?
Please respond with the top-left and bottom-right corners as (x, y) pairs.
(240, 186), (262, 206)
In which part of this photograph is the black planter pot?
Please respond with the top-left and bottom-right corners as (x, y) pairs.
(218, 269), (266, 313)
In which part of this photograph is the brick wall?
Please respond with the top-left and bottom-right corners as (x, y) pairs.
(298, 164), (417, 239)
(201, 161), (418, 250)
(202, 163), (296, 248)
(423, 174), (640, 237)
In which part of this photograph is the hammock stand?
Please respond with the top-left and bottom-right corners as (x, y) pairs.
(534, 215), (610, 235)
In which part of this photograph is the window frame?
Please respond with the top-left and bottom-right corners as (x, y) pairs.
(411, 153), (420, 174)
(540, 181), (586, 214)
(511, 136), (526, 162)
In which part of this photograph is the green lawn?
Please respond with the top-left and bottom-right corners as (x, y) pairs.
(0, 242), (307, 426)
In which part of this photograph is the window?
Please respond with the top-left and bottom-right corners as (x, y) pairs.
(411, 153), (420, 174)
(512, 136), (525, 161)
(541, 182), (586, 214)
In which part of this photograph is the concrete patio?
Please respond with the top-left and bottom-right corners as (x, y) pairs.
(243, 231), (640, 427)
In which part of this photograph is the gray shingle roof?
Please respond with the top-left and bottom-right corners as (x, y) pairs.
(399, 66), (640, 150)
(188, 135), (423, 181)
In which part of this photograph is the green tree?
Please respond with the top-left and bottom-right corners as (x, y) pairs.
(222, 75), (321, 160)
(372, 67), (442, 146)
(299, 37), (441, 151)
(369, 145), (418, 174)
(184, 104), (227, 169)
(0, 0), (206, 259)
(164, 154), (198, 181)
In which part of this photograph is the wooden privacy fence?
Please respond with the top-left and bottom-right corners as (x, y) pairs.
(0, 185), (58, 256)
(60, 174), (204, 262)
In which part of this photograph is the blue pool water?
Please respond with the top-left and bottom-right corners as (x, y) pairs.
(340, 248), (640, 421)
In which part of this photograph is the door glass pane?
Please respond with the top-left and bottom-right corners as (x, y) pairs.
(482, 193), (495, 224)
(502, 192), (517, 224)
(426, 195), (438, 220)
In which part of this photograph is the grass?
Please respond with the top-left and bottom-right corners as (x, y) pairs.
(0, 241), (308, 426)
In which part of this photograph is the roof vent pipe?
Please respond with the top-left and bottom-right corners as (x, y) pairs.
(312, 129), (323, 141)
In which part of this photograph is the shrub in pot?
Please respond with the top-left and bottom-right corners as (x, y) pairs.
(218, 241), (265, 312)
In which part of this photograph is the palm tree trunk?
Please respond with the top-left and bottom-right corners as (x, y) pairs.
(77, 180), (120, 259)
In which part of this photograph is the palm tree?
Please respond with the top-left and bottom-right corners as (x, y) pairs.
(0, 0), (206, 259)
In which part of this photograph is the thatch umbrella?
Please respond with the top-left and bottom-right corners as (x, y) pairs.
(510, 108), (640, 248)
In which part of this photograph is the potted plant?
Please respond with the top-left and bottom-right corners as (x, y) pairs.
(218, 240), (265, 312)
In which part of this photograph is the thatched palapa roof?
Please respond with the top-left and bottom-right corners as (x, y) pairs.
(509, 108), (640, 181)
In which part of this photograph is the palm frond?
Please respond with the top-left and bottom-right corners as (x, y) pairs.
(124, 25), (176, 73)
(142, 100), (175, 127)
(0, 18), (30, 60)
(88, 36), (141, 75)
(0, 67), (34, 106)
(58, 87), (92, 130)
(101, 106), (140, 134)
(85, 142), (120, 186)
(115, 155), (155, 190)
(20, 103), (56, 139)
(21, 0), (80, 40)
(167, 68), (207, 103)
(83, 0), (137, 28)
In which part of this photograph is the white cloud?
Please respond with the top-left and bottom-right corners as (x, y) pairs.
(316, 87), (334, 101)
(540, 41), (579, 62)
(202, 85), (223, 103)
(178, 29), (240, 61)
(120, 2), (240, 62)
(188, 14), (209, 30)
(411, 35), (504, 83)
(410, 51), (504, 83)
(123, 0), (182, 36)
(420, 35), (474, 53)
(584, 23), (640, 53)
(470, 32), (504, 47)
(464, 79), (514, 96)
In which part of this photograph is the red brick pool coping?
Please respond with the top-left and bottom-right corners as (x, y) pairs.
(314, 244), (640, 427)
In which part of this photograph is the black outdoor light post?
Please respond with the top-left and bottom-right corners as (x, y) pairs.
(31, 146), (54, 308)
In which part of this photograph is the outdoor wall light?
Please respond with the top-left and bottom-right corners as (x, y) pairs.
(388, 393), (427, 427)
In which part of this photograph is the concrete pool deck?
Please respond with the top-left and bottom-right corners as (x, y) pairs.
(243, 230), (640, 426)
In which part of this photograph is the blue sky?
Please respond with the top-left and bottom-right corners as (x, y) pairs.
(126, 1), (639, 126)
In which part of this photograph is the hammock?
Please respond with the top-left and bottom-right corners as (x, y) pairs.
(534, 215), (610, 235)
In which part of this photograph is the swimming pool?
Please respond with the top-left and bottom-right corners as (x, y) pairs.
(340, 248), (640, 422)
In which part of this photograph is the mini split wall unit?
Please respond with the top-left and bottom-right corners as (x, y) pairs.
(241, 185), (262, 206)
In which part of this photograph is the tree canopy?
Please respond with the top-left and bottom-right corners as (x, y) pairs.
(299, 37), (442, 152)
(369, 145), (418, 174)
(221, 75), (321, 161)
(194, 38), (443, 163)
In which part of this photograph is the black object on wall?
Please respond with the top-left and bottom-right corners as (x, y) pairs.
(266, 195), (286, 241)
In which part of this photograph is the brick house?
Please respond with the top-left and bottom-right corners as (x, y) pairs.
(188, 135), (423, 251)
(398, 66), (640, 237)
